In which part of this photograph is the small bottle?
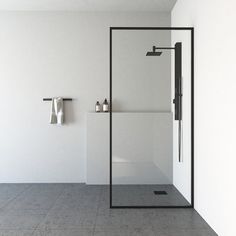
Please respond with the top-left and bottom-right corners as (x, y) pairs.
(102, 99), (109, 112)
(95, 101), (101, 112)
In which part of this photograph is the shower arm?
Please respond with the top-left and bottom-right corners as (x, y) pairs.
(153, 46), (175, 50)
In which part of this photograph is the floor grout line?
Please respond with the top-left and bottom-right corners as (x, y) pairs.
(92, 186), (103, 236)
(30, 184), (68, 236)
(0, 184), (33, 210)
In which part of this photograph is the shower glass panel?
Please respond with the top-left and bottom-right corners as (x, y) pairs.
(110, 28), (193, 208)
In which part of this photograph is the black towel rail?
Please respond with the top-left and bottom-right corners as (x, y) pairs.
(43, 98), (72, 101)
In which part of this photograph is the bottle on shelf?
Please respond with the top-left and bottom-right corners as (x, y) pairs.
(95, 101), (101, 112)
(102, 99), (109, 112)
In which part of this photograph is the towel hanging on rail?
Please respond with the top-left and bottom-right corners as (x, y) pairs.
(50, 97), (64, 125)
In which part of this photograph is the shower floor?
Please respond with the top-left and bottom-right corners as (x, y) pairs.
(111, 184), (191, 207)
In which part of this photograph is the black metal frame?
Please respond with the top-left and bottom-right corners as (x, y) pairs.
(109, 27), (194, 209)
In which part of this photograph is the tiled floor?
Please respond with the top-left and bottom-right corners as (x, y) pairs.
(0, 184), (217, 236)
(112, 184), (191, 206)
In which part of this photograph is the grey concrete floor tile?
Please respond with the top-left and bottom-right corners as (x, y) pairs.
(48, 207), (97, 216)
(0, 213), (46, 230)
(0, 184), (31, 209)
(23, 184), (66, 196)
(49, 194), (99, 213)
(63, 183), (86, 192)
(0, 209), (49, 215)
(111, 185), (190, 207)
(46, 185), (101, 214)
(63, 185), (101, 197)
(0, 184), (217, 236)
(0, 230), (34, 236)
(32, 229), (93, 236)
(5, 195), (59, 211)
(4, 184), (65, 211)
(95, 210), (152, 230)
(0, 201), (9, 209)
(37, 212), (97, 230)
(93, 227), (164, 236)
(160, 229), (218, 236)
(149, 211), (211, 230)
(138, 208), (200, 219)
(0, 185), (31, 198)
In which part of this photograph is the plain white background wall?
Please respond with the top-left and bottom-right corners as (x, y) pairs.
(0, 11), (170, 183)
(172, 30), (192, 203)
(172, 0), (236, 235)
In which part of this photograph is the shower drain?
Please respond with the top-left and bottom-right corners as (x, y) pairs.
(154, 191), (167, 195)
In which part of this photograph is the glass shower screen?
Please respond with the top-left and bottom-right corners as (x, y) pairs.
(110, 28), (194, 208)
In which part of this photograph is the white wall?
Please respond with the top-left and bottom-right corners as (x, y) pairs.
(172, 30), (191, 203)
(172, 1), (236, 235)
(86, 113), (109, 184)
(0, 11), (170, 183)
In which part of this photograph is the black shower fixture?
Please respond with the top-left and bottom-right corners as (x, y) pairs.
(147, 42), (183, 162)
(146, 46), (162, 56)
(146, 43), (182, 121)
(174, 42), (182, 162)
(146, 45), (176, 56)
(173, 43), (182, 120)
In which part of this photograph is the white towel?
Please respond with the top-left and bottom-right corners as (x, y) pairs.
(50, 97), (64, 125)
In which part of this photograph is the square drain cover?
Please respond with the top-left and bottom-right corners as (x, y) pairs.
(154, 191), (167, 195)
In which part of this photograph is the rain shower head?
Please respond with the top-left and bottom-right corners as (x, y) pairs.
(146, 46), (162, 56)
(146, 51), (162, 56)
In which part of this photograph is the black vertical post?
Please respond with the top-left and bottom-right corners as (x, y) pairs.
(109, 27), (112, 208)
(191, 28), (194, 208)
